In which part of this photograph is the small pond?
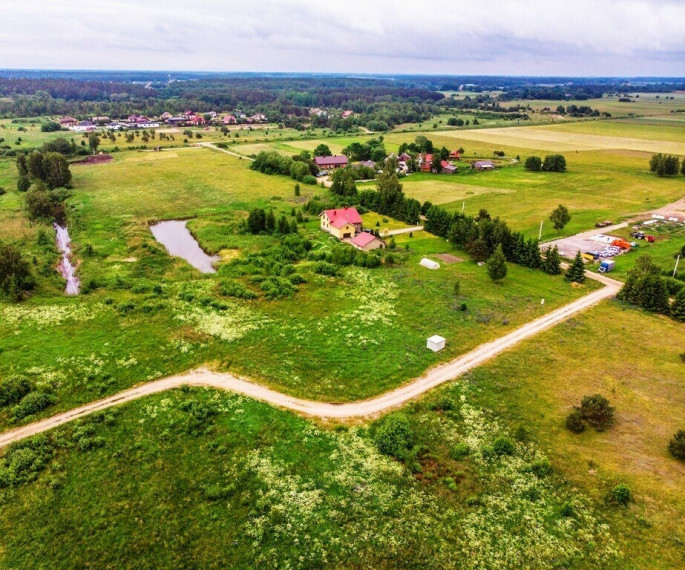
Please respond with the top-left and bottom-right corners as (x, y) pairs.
(149, 220), (219, 273)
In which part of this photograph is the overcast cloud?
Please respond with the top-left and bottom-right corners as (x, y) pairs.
(1, 0), (683, 75)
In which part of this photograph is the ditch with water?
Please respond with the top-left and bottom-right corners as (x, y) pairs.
(149, 220), (219, 273)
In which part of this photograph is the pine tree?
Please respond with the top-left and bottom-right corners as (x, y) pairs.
(266, 210), (276, 233)
(543, 245), (562, 274)
(487, 245), (508, 282)
(566, 251), (586, 283)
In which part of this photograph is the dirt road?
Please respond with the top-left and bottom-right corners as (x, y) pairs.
(0, 271), (620, 448)
(382, 225), (424, 236)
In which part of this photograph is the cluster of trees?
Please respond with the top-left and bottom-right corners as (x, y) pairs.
(16, 150), (72, 190)
(566, 394), (615, 433)
(0, 242), (35, 301)
(246, 208), (299, 235)
(251, 151), (317, 185)
(649, 153), (683, 177)
(341, 138), (386, 162)
(617, 255), (685, 320)
(524, 154), (567, 172)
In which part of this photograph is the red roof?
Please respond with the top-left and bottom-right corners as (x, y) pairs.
(314, 155), (348, 167)
(449, 150), (460, 158)
(351, 232), (379, 247)
(322, 207), (363, 229)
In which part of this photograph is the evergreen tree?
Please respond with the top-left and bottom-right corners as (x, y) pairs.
(566, 251), (586, 283)
(265, 210), (276, 233)
(277, 215), (290, 234)
(487, 244), (508, 282)
(294, 183), (300, 196)
(543, 245), (562, 274)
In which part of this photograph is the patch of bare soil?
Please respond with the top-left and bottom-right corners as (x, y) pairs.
(437, 253), (463, 264)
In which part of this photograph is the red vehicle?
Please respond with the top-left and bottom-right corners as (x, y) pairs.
(646, 235), (656, 243)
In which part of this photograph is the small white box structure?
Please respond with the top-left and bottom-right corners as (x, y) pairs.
(419, 257), (440, 270)
(427, 335), (446, 352)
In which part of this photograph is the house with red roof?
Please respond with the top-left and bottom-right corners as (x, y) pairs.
(420, 153), (433, 172)
(319, 207), (363, 239)
(59, 116), (77, 127)
(314, 155), (348, 170)
(342, 110), (353, 119)
(222, 114), (237, 125)
(440, 160), (457, 174)
(349, 231), (385, 251)
(449, 149), (461, 160)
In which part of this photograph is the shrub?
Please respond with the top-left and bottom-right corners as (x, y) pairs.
(220, 280), (257, 300)
(260, 276), (296, 300)
(530, 459), (552, 478)
(0, 375), (33, 407)
(302, 175), (317, 185)
(450, 442), (470, 460)
(0, 187), (5, 196)
(373, 414), (414, 460)
(560, 502), (575, 518)
(460, 303), (467, 311)
(579, 394), (615, 431)
(668, 429), (685, 460)
(565, 410), (585, 433)
(17, 176), (30, 192)
(0, 435), (54, 489)
(492, 436), (515, 456)
(313, 261), (339, 277)
(524, 156), (542, 171)
(609, 483), (631, 506)
(11, 391), (56, 421)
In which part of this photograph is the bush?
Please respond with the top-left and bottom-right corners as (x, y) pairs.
(302, 174), (317, 185)
(0, 375), (33, 407)
(17, 176), (30, 192)
(530, 459), (552, 478)
(220, 280), (257, 300)
(492, 436), (515, 456)
(260, 276), (296, 300)
(0, 187), (5, 196)
(565, 410), (585, 433)
(668, 429), (685, 460)
(373, 414), (414, 460)
(450, 442), (470, 460)
(579, 394), (615, 431)
(524, 156), (542, 171)
(0, 436), (54, 489)
(11, 391), (56, 421)
(609, 483), (631, 506)
(313, 261), (339, 277)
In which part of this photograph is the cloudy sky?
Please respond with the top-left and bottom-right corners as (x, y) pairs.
(2, 0), (684, 76)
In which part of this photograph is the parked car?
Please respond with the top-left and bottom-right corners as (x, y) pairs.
(595, 220), (613, 228)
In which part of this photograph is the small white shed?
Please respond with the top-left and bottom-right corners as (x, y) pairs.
(419, 257), (440, 270)
(427, 335), (446, 352)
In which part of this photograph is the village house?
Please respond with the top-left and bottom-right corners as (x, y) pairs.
(449, 149), (461, 160)
(350, 231), (385, 251)
(319, 207), (363, 239)
(91, 116), (111, 124)
(160, 111), (173, 120)
(59, 116), (77, 128)
(398, 152), (412, 162)
(440, 160), (457, 174)
(314, 155), (349, 170)
(247, 113), (267, 123)
(420, 153), (433, 172)
(473, 160), (495, 171)
(342, 110), (353, 119)
(358, 160), (376, 169)
(70, 120), (97, 133)
(222, 114), (237, 125)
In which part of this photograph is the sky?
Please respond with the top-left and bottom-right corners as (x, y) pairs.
(2, 0), (684, 76)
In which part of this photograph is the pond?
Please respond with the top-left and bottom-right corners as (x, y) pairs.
(54, 223), (80, 295)
(149, 220), (219, 273)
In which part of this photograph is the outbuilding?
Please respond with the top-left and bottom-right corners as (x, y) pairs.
(427, 335), (446, 352)
(419, 257), (440, 270)
(349, 232), (385, 251)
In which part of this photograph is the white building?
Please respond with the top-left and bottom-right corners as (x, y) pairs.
(427, 335), (446, 352)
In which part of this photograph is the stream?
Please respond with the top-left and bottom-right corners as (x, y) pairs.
(149, 220), (219, 273)
(54, 223), (80, 295)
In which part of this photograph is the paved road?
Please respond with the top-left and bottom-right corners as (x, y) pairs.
(0, 270), (621, 448)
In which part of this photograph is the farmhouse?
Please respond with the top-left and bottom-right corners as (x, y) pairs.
(59, 116), (77, 127)
(342, 110), (353, 119)
(320, 207), (363, 239)
(70, 120), (97, 133)
(247, 113), (267, 123)
(449, 149), (461, 159)
(420, 153), (433, 172)
(91, 116), (111, 124)
(349, 232), (385, 251)
(398, 152), (412, 162)
(222, 114), (237, 125)
(473, 160), (495, 171)
(358, 160), (376, 169)
(314, 155), (348, 169)
(440, 160), (457, 174)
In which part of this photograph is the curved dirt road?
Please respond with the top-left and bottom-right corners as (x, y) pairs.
(0, 272), (620, 448)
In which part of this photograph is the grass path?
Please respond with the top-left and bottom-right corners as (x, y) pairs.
(0, 270), (621, 448)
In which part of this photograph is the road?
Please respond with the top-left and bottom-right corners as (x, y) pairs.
(198, 142), (255, 161)
(382, 225), (424, 236)
(0, 270), (621, 448)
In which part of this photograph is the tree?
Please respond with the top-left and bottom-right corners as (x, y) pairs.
(543, 245), (562, 274)
(15, 153), (28, 177)
(565, 410), (585, 433)
(487, 244), (507, 282)
(40, 121), (61, 132)
(41, 152), (72, 189)
(17, 176), (30, 192)
(578, 394), (615, 431)
(25, 188), (55, 220)
(265, 210), (276, 232)
(313, 143), (331, 157)
(671, 290), (685, 322)
(88, 132), (100, 154)
(277, 215), (290, 234)
(0, 242), (35, 300)
(373, 413), (414, 460)
(294, 183), (300, 197)
(566, 251), (586, 283)
(524, 156), (542, 171)
(542, 154), (566, 172)
(27, 151), (45, 180)
(550, 204), (571, 232)
(618, 256), (670, 315)
(668, 430), (685, 460)
(246, 208), (266, 234)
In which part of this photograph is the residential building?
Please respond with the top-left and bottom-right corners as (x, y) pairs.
(314, 155), (349, 169)
(440, 160), (457, 174)
(473, 160), (495, 171)
(319, 207), (363, 239)
(350, 232), (385, 251)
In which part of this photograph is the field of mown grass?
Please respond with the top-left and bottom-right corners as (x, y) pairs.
(462, 301), (685, 568)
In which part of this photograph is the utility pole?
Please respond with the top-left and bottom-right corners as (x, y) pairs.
(538, 220), (543, 240)
(674, 255), (681, 278)
(462, 202), (465, 213)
